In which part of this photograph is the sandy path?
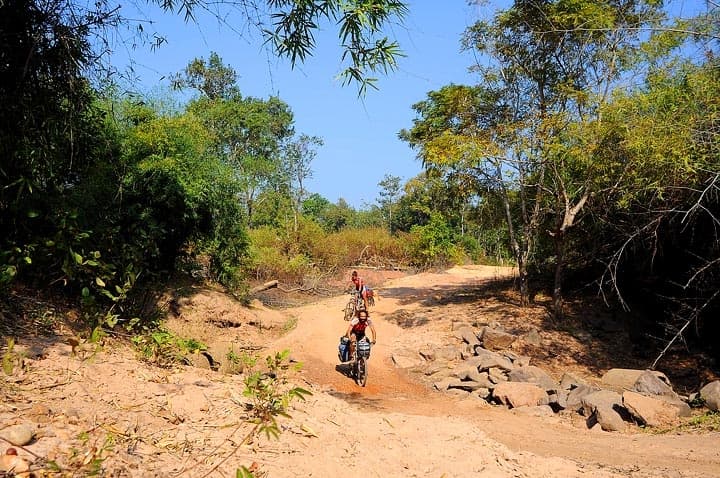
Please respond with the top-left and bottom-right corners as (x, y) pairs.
(262, 266), (720, 478)
(4, 265), (718, 477)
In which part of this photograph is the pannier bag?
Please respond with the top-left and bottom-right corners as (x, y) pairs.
(338, 336), (350, 362)
(357, 338), (371, 358)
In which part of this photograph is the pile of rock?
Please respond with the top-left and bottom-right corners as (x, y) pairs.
(393, 322), (720, 431)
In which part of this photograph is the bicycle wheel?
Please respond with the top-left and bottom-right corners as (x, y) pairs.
(343, 301), (354, 321)
(356, 357), (367, 387)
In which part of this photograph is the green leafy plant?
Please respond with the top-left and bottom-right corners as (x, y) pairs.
(196, 350), (311, 478)
(131, 330), (207, 367)
(242, 350), (311, 439)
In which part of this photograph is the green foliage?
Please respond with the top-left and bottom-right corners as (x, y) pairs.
(131, 330), (207, 367)
(264, 1), (408, 95)
(405, 214), (461, 268)
(242, 349), (311, 439)
(247, 225), (314, 283)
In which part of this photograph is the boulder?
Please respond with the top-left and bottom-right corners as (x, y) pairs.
(487, 367), (509, 384)
(492, 381), (549, 408)
(392, 350), (422, 369)
(522, 327), (542, 346)
(623, 391), (691, 427)
(632, 371), (681, 401)
(482, 328), (517, 351)
(456, 326), (481, 346)
(436, 345), (463, 362)
(447, 378), (491, 392)
(581, 390), (629, 432)
(470, 348), (515, 372)
(594, 406), (627, 432)
(452, 364), (484, 383)
(565, 384), (600, 413)
(581, 389), (623, 417)
(560, 372), (589, 391)
(452, 366), (495, 388)
(433, 377), (455, 391)
(601, 368), (671, 393)
(508, 365), (559, 392)
(0, 423), (35, 446)
(699, 380), (720, 411)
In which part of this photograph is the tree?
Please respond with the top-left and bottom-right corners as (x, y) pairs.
(584, 58), (720, 362)
(405, 0), (664, 313)
(180, 54), (295, 225)
(377, 174), (402, 232)
(173, 51), (239, 100)
(285, 134), (324, 233)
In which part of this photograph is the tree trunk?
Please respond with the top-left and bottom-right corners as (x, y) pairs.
(517, 256), (530, 307)
(553, 232), (565, 320)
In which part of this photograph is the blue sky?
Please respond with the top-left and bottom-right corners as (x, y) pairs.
(111, 2), (489, 208)
(110, 0), (708, 208)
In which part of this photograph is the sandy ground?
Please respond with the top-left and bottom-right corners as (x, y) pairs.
(2, 265), (719, 477)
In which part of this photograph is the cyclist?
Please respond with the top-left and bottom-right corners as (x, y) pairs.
(345, 308), (377, 360)
(348, 270), (372, 310)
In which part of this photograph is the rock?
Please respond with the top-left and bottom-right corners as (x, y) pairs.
(450, 370), (494, 389)
(632, 371), (681, 400)
(581, 389), (623, 417)
(508, 366), (559, 392)
(392, 350), (421, 369)
(699, 381), (720, 411)
(560, 372), (589, 390)
(472, 388), (492, 401)
(456, 326), (481, 346)
(0, 423), (34, 446)
(459, 344), (475, 360)
(447, 378), (490, 392)
(418, 346), (436, 361)
(450, 321), (473, 331)
(422, 344), (461, 362)
(594, 406), (627, 432)
(433, 378), (455, 391)
(451, 364), (485, 383)
(623, 391), (691, 427)
(522, 327), (542, 346)
(446, 388), (470, 398)
(469, 348), (514, 372)
(482, 328), (517, 351)
(507, 354), (531, 368)
(492, 381), (549, 408)
(487, 367), (509, 384)
(601, 368), (671, 393)
(0, 454), (30, 475)
(566, 384), (600, 413)
(548, 390), (568, 411)
(581, 390), (630, 432)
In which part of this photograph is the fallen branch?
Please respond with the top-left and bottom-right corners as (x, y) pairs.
(250, 280), (279, 294)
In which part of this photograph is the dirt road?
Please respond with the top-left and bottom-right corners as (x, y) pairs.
(264, 265), (720, 478)
(4, 265), (719, 477)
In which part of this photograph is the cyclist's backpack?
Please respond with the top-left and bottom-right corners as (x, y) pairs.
(338, 336), (350, 362)
(357, 338), (371, 358)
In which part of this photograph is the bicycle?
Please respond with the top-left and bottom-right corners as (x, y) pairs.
(351, 336), (373, 387)
(343, 290), (364, 321)
(343, 289), (375, 321)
